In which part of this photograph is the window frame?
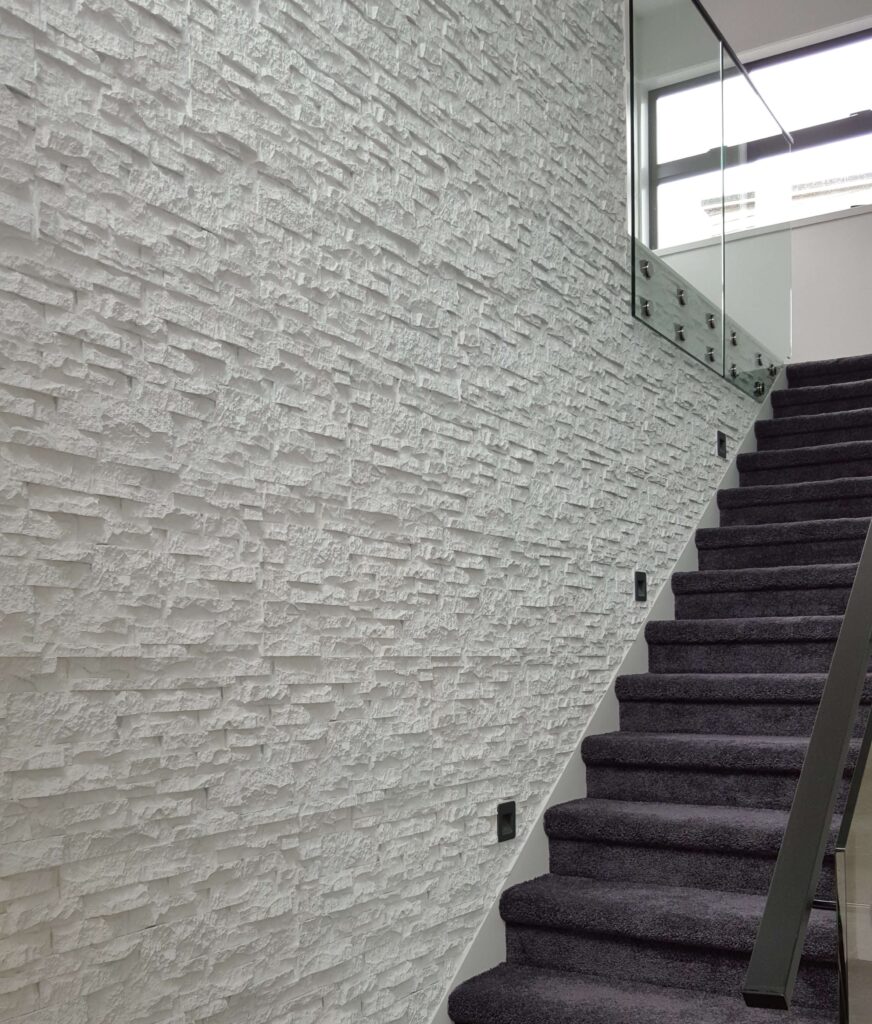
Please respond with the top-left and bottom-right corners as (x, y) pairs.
(648, 27), (872, 249)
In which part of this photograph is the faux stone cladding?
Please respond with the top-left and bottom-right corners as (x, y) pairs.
(0, 1), (756, 1022)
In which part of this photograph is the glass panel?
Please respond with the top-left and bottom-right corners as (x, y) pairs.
(631, 0), (724, 361)
(653, 33), (872, 245)
(723, 323), (779, 400)
(629, 0), (787, 397)
(656, 169), (723, 249)
(749, 33), (872, 136)
(722, 54), (793, 365)
(656, 77), (722, 164)
(837, 735), (872, 1021)
(634, 242), (725, 374)
(655, 121), (872, 247)
(788, 134), (872, 222)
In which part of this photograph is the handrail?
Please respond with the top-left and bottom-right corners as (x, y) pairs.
(743, 519), (872, 1010)
(689, 0), (794, 147)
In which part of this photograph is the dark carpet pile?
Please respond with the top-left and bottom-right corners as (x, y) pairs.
(447, 354), (872, 1023)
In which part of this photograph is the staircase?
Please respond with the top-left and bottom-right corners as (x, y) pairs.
(448, 354), (872, 1024)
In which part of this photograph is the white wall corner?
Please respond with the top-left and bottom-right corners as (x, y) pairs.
(427, 367), (788, 1024)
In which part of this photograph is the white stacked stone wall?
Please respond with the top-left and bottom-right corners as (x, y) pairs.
(0, 1), (756, 1022)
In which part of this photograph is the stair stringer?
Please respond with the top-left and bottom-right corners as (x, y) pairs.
(428, 368), (788, 1024)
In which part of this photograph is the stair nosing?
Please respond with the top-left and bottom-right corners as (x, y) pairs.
(499, 874), (838, 961)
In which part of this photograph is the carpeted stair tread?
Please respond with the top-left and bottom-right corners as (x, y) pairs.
(772, 376), (872, 418)
(617, 675), (872, 737)
(720, 475), (872, 509)
(646, 615), (856, 672)
(616, 672), (872, 705)
(717, 475), (872, 525)
(499, 874), (837, 962)
(581, 730), (860, 774)
(544, 798), (833, 856)
(673, 563), (856, 594)
(788, 353), (872, 389)
(695, 516), (869, 569)
(672, 564), (857, 619)
(756, 406), (872, 450)
(448, 963), (833, 1024)
(697, 516), (870, 547)
(739, 439), (872, 485)
(647, 614), (844, 646)
(545, 802), (840, 894)
(447, 353), (865, 1022)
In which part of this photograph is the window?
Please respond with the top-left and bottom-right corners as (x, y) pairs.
(650, 31), (872, 249)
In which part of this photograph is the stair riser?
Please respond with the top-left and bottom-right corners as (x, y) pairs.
(720, 495), (872, 527)
(648, 640), (853, 674)
(548, 840), (836, 900)
(757, 423), (872, 451)
(675, 588), (850, 619)
(585, 766), (852, 812)
(788, 365), (872, 389)
(793, 376), (872, 388)
(505, 926), (836, 1012)
(774, 393), (872, 418)
(619, 701), (870, 737)
(740, 458), (872, 487)
(698, 537), (865, 571)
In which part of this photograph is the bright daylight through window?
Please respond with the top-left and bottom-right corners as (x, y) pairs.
(653, 31), (872, 249)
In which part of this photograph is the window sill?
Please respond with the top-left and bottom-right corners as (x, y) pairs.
(657, 203), (872, 256)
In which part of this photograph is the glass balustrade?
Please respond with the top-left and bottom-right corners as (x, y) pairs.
(629, 0), (793, 397)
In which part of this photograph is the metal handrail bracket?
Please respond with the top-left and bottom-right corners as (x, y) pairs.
(743, 520), (872, 1009)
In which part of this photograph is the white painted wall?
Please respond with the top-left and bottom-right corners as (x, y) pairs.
(661, 207), (872, 364)
(662, 230), (793, 362)
(430, 368), (787, 1024)
(633, 0), (720, 87)
(704, 0), (872, 60)
(632, 0), (872, 366)
(636, 0), (872, 75)
(0, 3), (758, 1024)
(792, 208), (872, 362)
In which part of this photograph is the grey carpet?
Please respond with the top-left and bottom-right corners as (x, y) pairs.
(449, 356), (868, 1023)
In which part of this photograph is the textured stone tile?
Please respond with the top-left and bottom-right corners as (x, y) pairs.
(0, 1), (756, 1021)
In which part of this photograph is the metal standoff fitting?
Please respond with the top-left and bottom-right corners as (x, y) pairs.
(640, 259), (651, 279)
(706, 313), (716, 329)
(640, 298), (652, 318)
(675, 324), (686, 342)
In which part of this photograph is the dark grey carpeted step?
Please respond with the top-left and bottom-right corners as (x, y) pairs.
(788, 354), (872, 390)
(756, 407), (872, 451)
(448, 963), (834, 1024)
(501, 875), (837, 1010)
(545, 798), (837, 898)
(616, 671), (872, 736)
(446, 352), (865, 1023)
(582, 731), (859, 809)
(739, 440), (872, 486)
(672, 564), (856, 619)
(646, 615), (855, 674)
(718, 476), (872, 527)
(773, 377), (872, 418)
(696, 517), (869, 570)
(617, 671), (872, 704)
